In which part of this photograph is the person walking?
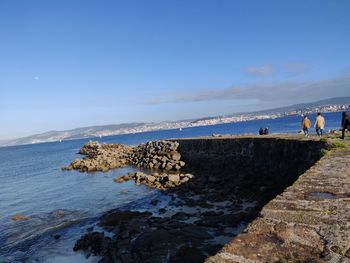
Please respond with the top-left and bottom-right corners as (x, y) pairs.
(341, 111), (350, 139)
(301, 115), (311, 137)
(314, 113), (325, 137)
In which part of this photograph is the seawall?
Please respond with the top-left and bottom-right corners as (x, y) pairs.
(174, 135), (350, 262)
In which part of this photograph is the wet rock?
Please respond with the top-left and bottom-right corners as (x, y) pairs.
(113, 173), (134, 183)
(73, 232), (111, 256)
(115, 171), (194, 190)
(11, 214), (30, 221)
(158, 208), (166, 214)
(170, 246), (206, 263)
(100, 210), (151, 229)
(150, 199), (159, 206)
(171, 212), (191, 220)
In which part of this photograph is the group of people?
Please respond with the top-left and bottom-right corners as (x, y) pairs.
(301, 111), (350, 139)
(301, 113), (325, 137)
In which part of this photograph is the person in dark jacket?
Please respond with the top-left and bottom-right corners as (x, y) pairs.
(341, 111), (350, 139)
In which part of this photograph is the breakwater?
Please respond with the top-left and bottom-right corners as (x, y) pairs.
(175, 136), (324, 204)
(204, 136), (350, 263)
(70, 135), (350, 262)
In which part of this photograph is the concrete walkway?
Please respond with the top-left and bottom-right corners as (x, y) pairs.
(207, 140), (350, 263)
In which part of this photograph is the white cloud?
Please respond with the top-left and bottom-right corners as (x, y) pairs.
(245, 65), (273, 77)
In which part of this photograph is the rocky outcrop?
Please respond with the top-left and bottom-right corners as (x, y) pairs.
(62, 140), (186, 173)
(113, 171), (194, 190)
(62, 141), (132, 172)
(130, 140), (185, 171)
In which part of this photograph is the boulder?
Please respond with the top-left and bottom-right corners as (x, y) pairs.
(168, 174), (180, 183)
(171, 152), (181, 161)
(147, 175), (156, 183)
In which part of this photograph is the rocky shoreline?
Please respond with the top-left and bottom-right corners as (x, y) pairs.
(64, 140), (264, 262)
(72, 183), (260, 263)
(64, 136), (335, 262)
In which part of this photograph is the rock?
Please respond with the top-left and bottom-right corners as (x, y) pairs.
(55, 210), (65, 216)
(147, 175), (156, 183)
(61, 165), (73, 171)
(181, 177), (189, 183)
(73, 232), (111, 256)
(174, 164), (181, 170)
(165, 163), (173, 170)
(128, 140), (184, 172)
(11, 214), (30, 221)
(168, 174), (180, 183)
(170, 246), (206, 263)
(171, 152), (181, 161)
(113, 175), (132, 183)
(63, 141), (133, 173)
(171, 212), (191, 220)
(100, 211), (151, 228)
(158, 208), (166, 214)
(185, 173), (194, 179)
(150, 199), (159, 206)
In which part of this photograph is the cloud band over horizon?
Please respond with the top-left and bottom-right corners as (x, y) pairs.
(148, 75), (350, 105)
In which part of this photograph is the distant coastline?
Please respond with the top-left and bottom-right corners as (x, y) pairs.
(1, 96), (349, 147)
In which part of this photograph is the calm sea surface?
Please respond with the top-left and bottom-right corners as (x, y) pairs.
(0, 112), (343, 262)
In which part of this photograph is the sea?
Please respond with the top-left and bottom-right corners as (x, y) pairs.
(0, 112), (344, 262)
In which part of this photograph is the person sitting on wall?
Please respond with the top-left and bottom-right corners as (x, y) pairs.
(259, 127), (264, 135)
(341, 111), (350, 139)
(259, 127), (269, 135)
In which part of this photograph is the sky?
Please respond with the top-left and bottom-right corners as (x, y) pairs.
(0, 0), (350, 139)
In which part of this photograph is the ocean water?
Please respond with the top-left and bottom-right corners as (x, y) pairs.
(0, 112), (344, 262)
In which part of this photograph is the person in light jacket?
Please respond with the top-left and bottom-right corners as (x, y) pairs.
(314, 113), (325, 137)
(301, 115), (311, 137)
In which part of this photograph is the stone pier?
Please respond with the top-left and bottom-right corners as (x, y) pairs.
(174, 135), (350, 263)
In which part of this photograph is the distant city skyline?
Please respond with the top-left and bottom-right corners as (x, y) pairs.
(1, 0), (350, 139)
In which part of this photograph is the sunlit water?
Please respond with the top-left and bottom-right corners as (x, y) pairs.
(0, 112), (343, 262)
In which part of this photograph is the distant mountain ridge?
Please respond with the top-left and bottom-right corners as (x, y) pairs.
(1, 96), (349, 147)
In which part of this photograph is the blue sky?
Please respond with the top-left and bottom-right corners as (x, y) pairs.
(0, 0), (349, 139)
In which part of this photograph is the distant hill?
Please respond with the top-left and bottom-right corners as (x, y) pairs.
(1, 96), (349, 147)
(1, 123), (147, 147)
(249, 97), (350, 115)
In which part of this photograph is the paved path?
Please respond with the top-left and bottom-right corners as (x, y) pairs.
(207, 140), (350, 263)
